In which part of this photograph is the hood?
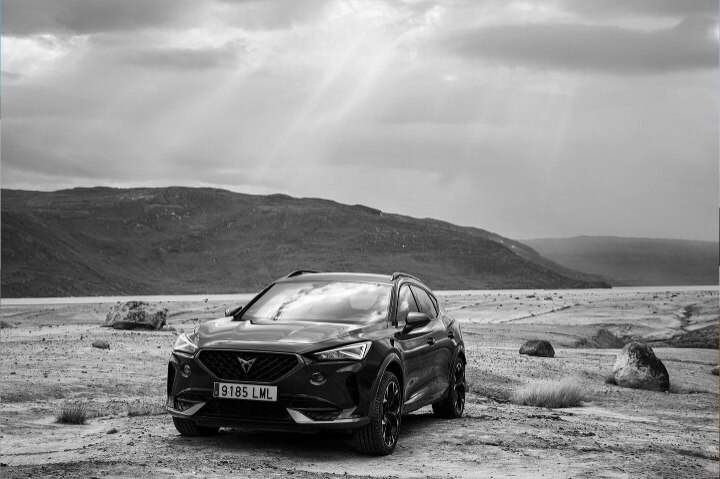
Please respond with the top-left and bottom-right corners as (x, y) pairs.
(195, 317), (385, 354)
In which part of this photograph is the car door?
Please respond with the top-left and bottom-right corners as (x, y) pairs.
(410, 285), (451, 402)
(393, 284), (437, 409)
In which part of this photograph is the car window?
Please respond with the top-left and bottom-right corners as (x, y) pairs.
(395, 285), (419, 327)
(241, 281), (392, 324)
(410, 285), (438, 319)
(429, 293), (439, 314)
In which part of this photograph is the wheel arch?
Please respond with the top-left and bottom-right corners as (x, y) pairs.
(369, 353), (404, 405)
(456, 346), (466, 365)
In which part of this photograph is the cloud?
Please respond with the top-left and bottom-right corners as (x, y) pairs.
(1, 71), (27, 82)
(445, 16), (718, 74)
(1, 0), (716, 241)
(3, 0), (199, 36)
(3, 0), (335, 36)
(553, 0), (717, 18)
(213, 0), (332, 31)
(127, 42), (247, 70)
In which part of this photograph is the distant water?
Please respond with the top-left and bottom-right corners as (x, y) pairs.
(1, 285), (716, 306)
(440, 285), (718, 296)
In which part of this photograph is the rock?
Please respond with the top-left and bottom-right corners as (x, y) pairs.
(712, 366), (718, 376)
(0, 321), (14, 329)
(92, 340), (110, 349)
(519, 340), (555, 358)
(612, 342), (669, 392)
(103, 301), (167, 330)
(106, 428), (119, 434)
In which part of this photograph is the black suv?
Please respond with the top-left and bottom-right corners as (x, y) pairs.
(166, 271), (466, 455)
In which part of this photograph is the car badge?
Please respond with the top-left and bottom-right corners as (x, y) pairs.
(237, 357), (257, 375)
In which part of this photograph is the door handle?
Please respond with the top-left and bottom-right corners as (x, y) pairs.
(427, 337), (436, 346)
(448, 331), (454, 339)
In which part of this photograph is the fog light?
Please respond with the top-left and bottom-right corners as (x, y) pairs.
(181, 364), (191, 378)
(310, 371), (326, 384)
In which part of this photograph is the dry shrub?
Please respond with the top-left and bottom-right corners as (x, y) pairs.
(57, 402), (87, 424)
(512, 377), (586, 408)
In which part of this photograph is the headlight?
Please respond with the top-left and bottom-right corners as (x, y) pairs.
(314, 341), (371, 361)
(173, 328), (199, 356)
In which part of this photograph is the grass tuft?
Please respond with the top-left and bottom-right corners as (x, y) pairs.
(57, 402), (87, 424)
(511, 377), (587, 408)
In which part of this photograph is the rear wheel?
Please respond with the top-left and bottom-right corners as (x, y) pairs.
(172, 416), (219, 436)
(354, 371), (402, 455)
(432, 356), (465, 419)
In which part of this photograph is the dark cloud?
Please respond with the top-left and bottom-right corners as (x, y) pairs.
(128, 42), (247, 70)
(1, 71), (27, 82)
(554, 0), (717, 18)
(4, 0), (333, 36)
(3, 0), (198, 35)
(446, 17), (718, 74)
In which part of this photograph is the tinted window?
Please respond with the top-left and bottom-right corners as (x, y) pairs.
(241, 281), (391, 324)
(395, 285), (419, 327)
(410, 285), (438, 319)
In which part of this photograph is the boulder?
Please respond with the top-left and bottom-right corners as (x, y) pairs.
(612, 342), (669, 392)
(92, 340), (110, 349)
(103, 301), (167, 330)
(712, 366), (718, 376)
(519, 340), (555, 358)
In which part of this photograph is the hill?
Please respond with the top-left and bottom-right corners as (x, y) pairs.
(1, 187), (609, 297)
(521, 236), (718, 286)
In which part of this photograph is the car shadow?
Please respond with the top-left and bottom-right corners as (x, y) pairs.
(163, 410), (444, 458)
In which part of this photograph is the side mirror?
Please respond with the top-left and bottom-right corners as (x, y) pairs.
(225, 305), (243, 317)
(405, 312), (431, 330)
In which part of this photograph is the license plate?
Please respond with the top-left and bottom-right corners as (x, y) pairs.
(213, 382), (277, 402)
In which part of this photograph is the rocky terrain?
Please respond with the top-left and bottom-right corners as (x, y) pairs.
(1, 287), (717, 478)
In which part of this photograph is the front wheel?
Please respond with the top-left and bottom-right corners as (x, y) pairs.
(172, 416), (219, 436)
(354, 371), (402, 455)
(432, 356), (465, 419)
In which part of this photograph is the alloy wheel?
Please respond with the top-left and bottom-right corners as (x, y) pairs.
(453, 359), (466, 414)
(381, 380), (401, 448)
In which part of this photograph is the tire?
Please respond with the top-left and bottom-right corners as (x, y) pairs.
(432, 356), (466, 419)
(354, 371), (402, 456)
(172, 416), (219, 436)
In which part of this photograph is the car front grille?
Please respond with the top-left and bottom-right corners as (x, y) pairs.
(202, 398), (291, 422)
(197, 350), (299, 382)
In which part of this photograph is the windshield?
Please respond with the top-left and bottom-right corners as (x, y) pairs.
(240, 281), (392, 324)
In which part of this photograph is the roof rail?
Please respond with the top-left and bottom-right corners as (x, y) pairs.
(285, 270), (318, 278)
(391, 271), (423, 283)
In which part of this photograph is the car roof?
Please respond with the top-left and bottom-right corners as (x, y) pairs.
(278, 272), (394, 285)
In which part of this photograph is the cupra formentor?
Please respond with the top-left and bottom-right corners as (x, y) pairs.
(166, 271), (466, 455)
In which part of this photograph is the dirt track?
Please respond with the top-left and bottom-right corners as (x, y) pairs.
(1, 288), (718, 478)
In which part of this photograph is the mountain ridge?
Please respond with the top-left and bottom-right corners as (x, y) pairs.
(521, 236), (718, 286)
(1, 187), (610, 297)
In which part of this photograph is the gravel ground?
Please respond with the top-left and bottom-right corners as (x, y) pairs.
(1, 288), (717, 478)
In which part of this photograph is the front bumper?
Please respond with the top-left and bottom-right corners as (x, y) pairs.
(166, 348), (379, 430)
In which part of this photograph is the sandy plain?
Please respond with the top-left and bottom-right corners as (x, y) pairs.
(1, 287), (718, 478)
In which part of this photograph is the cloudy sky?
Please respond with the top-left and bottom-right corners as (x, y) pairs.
(2, 0), (718, 241)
